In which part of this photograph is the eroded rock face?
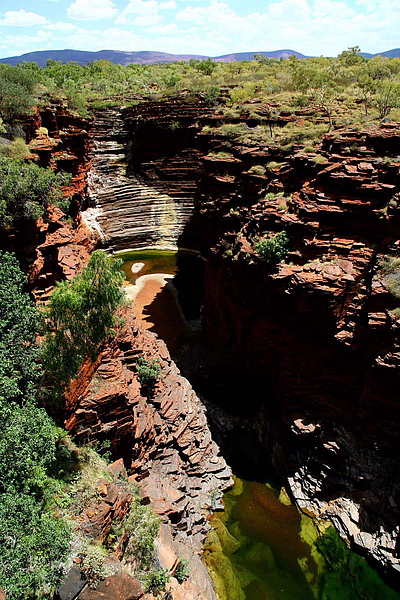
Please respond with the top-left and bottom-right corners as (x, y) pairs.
(194, 123), (400, 577)
(84, 100), (218, 250)
(0, 102), (95, 298)
(64, 311), (232, 599)
(79, 573), (143, 600)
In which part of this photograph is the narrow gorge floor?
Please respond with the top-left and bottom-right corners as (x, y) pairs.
(115, 249), (400, 600)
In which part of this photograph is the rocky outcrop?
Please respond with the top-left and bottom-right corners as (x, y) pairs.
(192, 123), (400, 578)
(1, 206), (95, 301)
(84, 99), (220, 250)
(64, 310), (232, 599)
(78, 574), (143, 600)
(0, 102), (95, 297)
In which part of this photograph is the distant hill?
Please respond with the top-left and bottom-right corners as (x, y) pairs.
(0, 49), (209, 67)
(214, 49), (307, 61)
(0, 48), (399, 67)
(0, 48), (306, 67)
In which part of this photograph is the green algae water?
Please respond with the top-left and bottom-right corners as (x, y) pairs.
(204, 478), (400, 600)
(116, 249), (179, 282)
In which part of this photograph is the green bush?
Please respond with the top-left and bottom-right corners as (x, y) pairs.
(0, 137), (30, 159)
(175, 558), (190, 583)
(143, 569), (169, 594)
(0, 64), (38, 122)
(79, 543), (110, 588)
(42, 250), (125, 393)
(0, 252), (71, 599)
(254, 231), (289, 265)
(0, 494), (70, 599)
(249, 164), (266, 175)
(137, 356), (161, 392)
(378, 256), (400, 299)
(0, 157), (71, 228)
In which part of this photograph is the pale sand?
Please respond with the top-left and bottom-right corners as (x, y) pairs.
(125, 273), (191, 354)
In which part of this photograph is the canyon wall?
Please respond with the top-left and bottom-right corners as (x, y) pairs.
(64, 310), (232, 600)
(84, 97), (400, 578)
(6, 95), (400, 588)
(195, 125), (400, 578)
(0, 101), (96, 299)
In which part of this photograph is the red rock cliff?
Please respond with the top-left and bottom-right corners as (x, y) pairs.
(194, 123), (400, 577)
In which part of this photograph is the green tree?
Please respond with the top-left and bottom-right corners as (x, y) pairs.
(0, 157), (71, 228)
(0, 252), (71, 599)
(42, 250), (125, 391)
(0, 493), (70, 600)
(196, 58), (217, 76)
(338, 46), (364, 66)
(373, 81), (400, 119)
(0, 251), (40, 403)
(0, 64), (38, 122)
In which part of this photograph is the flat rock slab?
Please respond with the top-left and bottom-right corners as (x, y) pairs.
(79, 573), (143, 600)
(55, 567), (87, 600)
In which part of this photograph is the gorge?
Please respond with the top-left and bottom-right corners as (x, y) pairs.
(4, 92), (400, 600)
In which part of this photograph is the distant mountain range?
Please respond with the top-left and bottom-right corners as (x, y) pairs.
(0, 48), (399, 67)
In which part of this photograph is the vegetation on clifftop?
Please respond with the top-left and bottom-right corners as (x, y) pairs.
(1, 46), (400, 149)
(0, 157), (71, 229)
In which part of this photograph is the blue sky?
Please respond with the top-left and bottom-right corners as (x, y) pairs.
(0, 0), (399, 60)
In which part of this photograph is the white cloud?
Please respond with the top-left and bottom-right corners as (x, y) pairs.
(67, 0), (118, 21)
(134, 14), (162, 25)
(159, 1), (177, 8)
(116, 0), (160, 24)
(63, 26), (145, 51)
(0, 30), (53, 56)
(1, 0), (400, 61)
(0, 9), (49, 27)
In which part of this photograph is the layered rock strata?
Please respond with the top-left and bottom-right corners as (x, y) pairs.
(84, 107), (192, 249)
(193, 123), (400, 578)
(64, 311), (232, 600)
(85, 100), (220, 250)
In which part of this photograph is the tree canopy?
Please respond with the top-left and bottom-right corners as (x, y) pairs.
(42, 250), (125, 391)
(0, 157), (71, 229)
(0, 252), (70, 599)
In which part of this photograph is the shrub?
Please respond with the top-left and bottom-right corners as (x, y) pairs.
(204, 85), (220, 105)
(0, 157), (71, 228)
(0, 252), (40, 403)
(79, 543), (110, 588)
(249, 164), (266, 175)
(0, 494), (71, 599)
(0, 137), (30, 159)
(175, 558), (190, 583)
(42, 250), (125, 393)
(137, 356), (161, 392)
(267, 161), (281, 170)
(254, 231), (289, 265)
(217, 123), (247, 141)
(0, 252), (71, 599)
(122, 496), (160, 567)
(0, 64), (37, 122)
(379, 256), (400, 299)
(313, 154), (327, 164)
(143, 569), (169, 594)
